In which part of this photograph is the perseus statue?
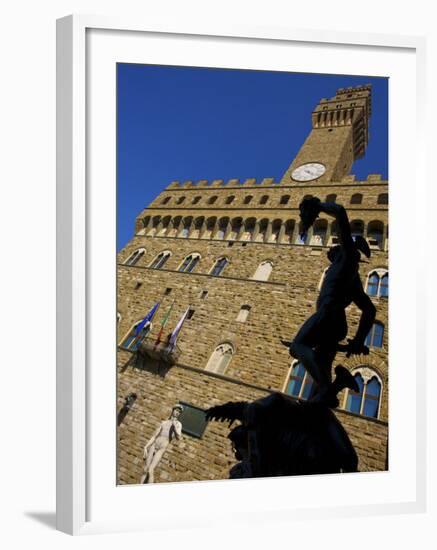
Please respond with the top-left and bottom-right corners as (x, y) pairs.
(140, 404), (183, 484)
(286, 197), (376, 407)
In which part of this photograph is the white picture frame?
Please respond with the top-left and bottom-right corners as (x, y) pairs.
(56, 14), (427, 535)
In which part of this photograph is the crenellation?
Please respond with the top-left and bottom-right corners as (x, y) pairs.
(210, 179), (225, 187)
(242, 177), (258, 186)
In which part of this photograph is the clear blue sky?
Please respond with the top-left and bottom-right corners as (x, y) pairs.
(117, 64), (388, 251)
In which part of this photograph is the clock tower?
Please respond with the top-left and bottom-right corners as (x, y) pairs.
(281, 84), (372, 184)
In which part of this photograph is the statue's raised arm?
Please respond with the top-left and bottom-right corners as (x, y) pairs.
(299, 197), (354, 251)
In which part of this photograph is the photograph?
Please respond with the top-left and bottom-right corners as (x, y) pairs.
(115, 64), (389, 485)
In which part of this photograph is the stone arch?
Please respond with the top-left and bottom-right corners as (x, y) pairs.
(343, 366), (383, 419)
(157, 215), (172, 236)
(367, 220), (384, 250)
(214, 216), (230, 240)
(241, 217), (257, 241)
(228, 217), (243, 241)
(350, 219), (364, 239)
(269, 219), (282, 242)
(203, 216), (217, 239)
(310, 219), (328, 246)
(256, 218), (269, 242)
(191, 216), (205, 239)
(282, 219), (295, 244)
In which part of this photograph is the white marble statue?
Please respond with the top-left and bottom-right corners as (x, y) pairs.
(140, 404), (183, 484)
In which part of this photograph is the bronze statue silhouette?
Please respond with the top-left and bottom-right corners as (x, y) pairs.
(206, 391), (358, 478)
(285, 197), (376, 407)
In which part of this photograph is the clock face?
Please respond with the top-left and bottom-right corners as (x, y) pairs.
(291, 162), (326, 182)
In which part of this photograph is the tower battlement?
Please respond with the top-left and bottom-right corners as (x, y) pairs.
(166, 177), (279, 190)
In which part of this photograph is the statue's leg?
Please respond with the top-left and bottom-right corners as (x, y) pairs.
(311, 347), (338, 407)
(147, 447), (166, 484)
(289, 313), (330, 393)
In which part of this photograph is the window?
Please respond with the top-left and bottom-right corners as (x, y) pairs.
(149, 251), (171, 269)
(243, 195), (253, 205)
(350, 193), (362, 205)
(344, 370), (382, 418)
(205, 342), (234, 374)
(280, 195), (290, 205)
(178, 253), (200, 273)
(178, 402), (208, 438)
(208, 196), (218, 205)
(252, 260), (273, 282)
(365, 322), (384, 348)
(186, 308), (195, 320)
(161, 196), (171, 205)
(377, 193), (388, 205)
(225, 195), (235, 205)
(284, 362), (314, 400)
(326, 194), (337, 203)
(192, 196), (201, 205)
(164, 288), (172, 295)
(236, 305), (251, 322)
(366, 270), (388, 298)
(121, 319), (151, 351)
(124, 248), (145, 266)
(176, 196), (185, 205)
(259, 195), (269, 205)
(210, 257), (228, 276)
(199, 290), (208, 299)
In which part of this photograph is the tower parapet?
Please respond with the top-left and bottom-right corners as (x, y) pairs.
(281, 84), (373, 185)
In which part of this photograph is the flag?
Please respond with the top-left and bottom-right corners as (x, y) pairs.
(154, 301), (174, 346)
(134, 302), (160, 337)
(168, 306), (190, 349)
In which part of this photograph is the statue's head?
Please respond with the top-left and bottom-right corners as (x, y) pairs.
(171, 404), (184, 419)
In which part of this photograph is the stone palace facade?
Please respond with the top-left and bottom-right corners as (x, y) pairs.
(117, 84), (388, 484)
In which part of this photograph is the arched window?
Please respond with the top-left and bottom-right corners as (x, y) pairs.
(176, 196), (185, 205)
(365, 321), (384, 348)
(326, 194), (337, 203)
(243, 195), (253, 205)
(178, 253), (201, 273)
(149, 251), (171, 269)
(280, 195), (290, 205)
(208, 196), (218, 205)
(366, 270), (389, 298)
(350, 193), (363, 205)
(192, 196), (201, 205)
(252, 260), (273, 282)
(210, 257), (228, 277)
(377, 193), (388, 205)
(120, 319), (151, 351)
(259, 195), (269, 205)
(284, 362), (314, 400)
(225, 195), (235, 205)
(124, 248), (145, 266)
(236, 305), (251, 323)
(161, 196), (171, 205)
(344, 370), (382, 418)
(205, 342), (234, 374)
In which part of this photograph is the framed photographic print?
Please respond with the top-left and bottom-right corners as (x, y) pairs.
(57, 15), (426, 535)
